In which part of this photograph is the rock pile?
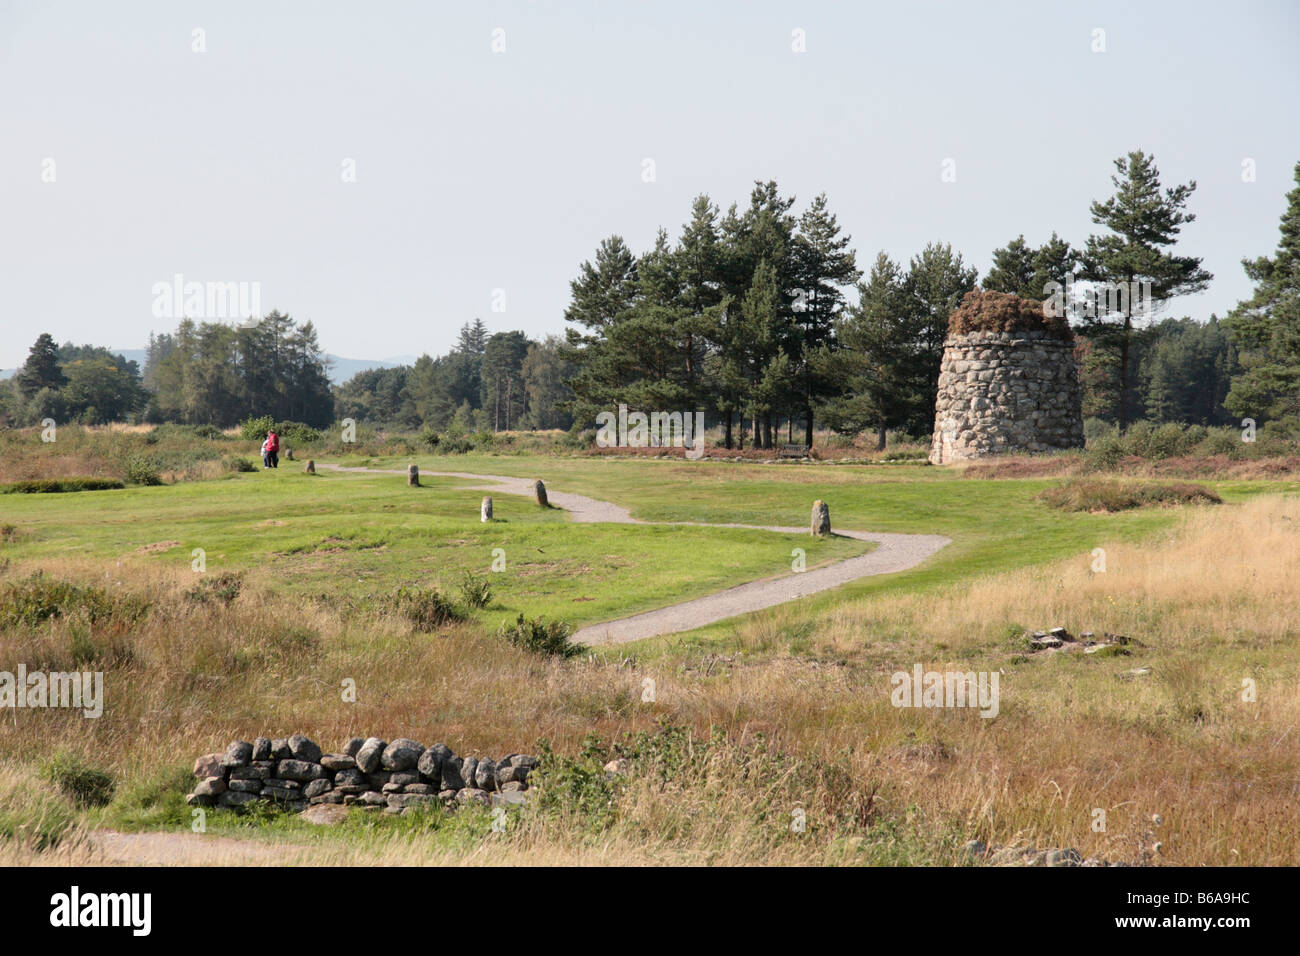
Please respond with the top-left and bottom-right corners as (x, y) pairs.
(1025, 627), (1144, 655)
(187, 734), (538, 816)
(928, 291), (1084, 465)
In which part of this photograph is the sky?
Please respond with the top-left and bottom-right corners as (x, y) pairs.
(3, 0), (1299, 369)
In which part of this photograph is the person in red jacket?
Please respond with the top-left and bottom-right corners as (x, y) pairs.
(264, 429), (280, 469)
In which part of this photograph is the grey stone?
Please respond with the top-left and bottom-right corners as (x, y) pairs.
(381, 738), (425, 771)
(186, 791), (216, 808)
(474, 758), (497, 792)
(404, 783), (435, 795)
(270, 738), (293, 760)
(355, 737), (386, 774)
(277, 760), (326, 782)
(320, 754), (356, 772)
(251, 737), (272, 762)
(302, 778), (333, 799)
(500, 780), (527, 792)
(408, 464), (419, 487)
(456, 788), (490, 807)
(263, 786), (301, 801)
(221, 740), (253, 768)
(301, 803), (349, 824)
(533, 480), (548, 508)
(227, 779), (264, 793)
(264, 778), (301, 790)
(481, 496), (493, 522)
(334, 769), (366, 788)
(497, 764), (531, 785)
(194, 776), (226, 797)
(230, 765), (270, 781)
(343, 737), (365, 757)
(1046, 848), (1083, 867)
(218, 790), (260, 807)
(358, 791), (386, 807)
(439, 758), (465, 792)
(461, 757), (479, 792)
(287, 734), (322, 763)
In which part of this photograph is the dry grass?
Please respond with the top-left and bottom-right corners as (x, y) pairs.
(1, 497), (1297, 865)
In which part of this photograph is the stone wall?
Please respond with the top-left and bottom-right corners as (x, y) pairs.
(188, 733), (536, 816)
(929, 329), (1084, 464)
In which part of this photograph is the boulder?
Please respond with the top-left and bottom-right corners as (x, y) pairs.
(194, 776), (226, 797)
(355, 737), (387, 774)
(474, 758), (497, 792)
(251, 737), (272, 762)
(301, 804), (349, 825)
(343, 737), (366, 758)
(221, 740), (253, 768)
(381, 738), (425, 771)
(277, 760), (326, 782)
(481, 496), (493, 522)
(287, 734), (322, 763)
(456, 788), (491, 807)
(439, 758), (466, 792)
(302, 778), (333, 799)
(270, 738), (292, 760)
(193, 753), (224, 779)
(227, 779), (264, 793)
(320, 754), (356, 772)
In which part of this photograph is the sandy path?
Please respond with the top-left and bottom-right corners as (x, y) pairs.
(320, 464), (949, 645)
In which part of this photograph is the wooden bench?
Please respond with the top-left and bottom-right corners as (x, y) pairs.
(779, 443), (811, 458)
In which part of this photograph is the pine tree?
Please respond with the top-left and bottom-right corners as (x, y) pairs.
(983, 236), (1037, 297)
(16, 333), (66, 399)
(1224, 161), (1300, 426)
(1081, 150), (1212, 429)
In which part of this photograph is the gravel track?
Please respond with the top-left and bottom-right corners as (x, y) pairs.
(320, 464), (950, 645)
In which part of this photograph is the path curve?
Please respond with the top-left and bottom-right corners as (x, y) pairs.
(320, 463), (949, 645)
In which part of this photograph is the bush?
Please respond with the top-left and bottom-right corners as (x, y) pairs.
(186, 572), (243, 604)
(239, 415), (276, 441)
(499, 613), (580, 658)
(457, 572), (493, 610)
(222, 455), (257, 473)
(393, 586), (461, 631)
(1038, 479), (1222, 512)
(0, 764), (79, 849)
(238, 417), (321, 446)
(42, 751), (115, 808)
(0, 573), (150, 630)
(123, 455), (162, 486)
(0, 477), (125, 494)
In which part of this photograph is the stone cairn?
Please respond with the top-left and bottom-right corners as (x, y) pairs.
(533, 479), (548, 508)
(187, 734), (537, 816)
(407, 464), (419, 487)
(929, 290), (1084, 465)
(480, 496), (493, 522)
(810, 500), (830, 536)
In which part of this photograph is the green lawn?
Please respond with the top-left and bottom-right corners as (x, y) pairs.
(0, 467), (869, 630)
(5, 455), (1294, 640)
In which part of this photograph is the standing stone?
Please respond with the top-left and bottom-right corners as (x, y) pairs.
(481, 497), (493, 522)
(408, 464), (419, 487)
(811, 500), (831, 537)
(533, 480), (548, 508)
(304, 459), (316, 474)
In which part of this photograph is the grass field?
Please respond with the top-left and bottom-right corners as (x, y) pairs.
(2, 437), (1298, 866)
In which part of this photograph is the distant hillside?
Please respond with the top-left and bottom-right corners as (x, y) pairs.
(0, 350), (417, 386)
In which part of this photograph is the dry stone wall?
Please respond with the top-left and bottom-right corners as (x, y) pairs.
(188, 733), (536, 816)
(929, 329), (1084, 464)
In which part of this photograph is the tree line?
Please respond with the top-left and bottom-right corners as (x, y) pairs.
(4, 153), (1298, 440)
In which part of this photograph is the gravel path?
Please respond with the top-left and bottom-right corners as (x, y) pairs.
(320, 464), (949, 645)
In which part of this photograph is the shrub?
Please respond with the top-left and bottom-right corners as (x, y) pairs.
(499, 613), (580, 658)
(192, 424), (224, 440)
(0, 477), (125, 494)
(393, 586), (461, 631)
(238, 415), (276, 441)
(186, 572), (243, 604)
(457, 572), (493, 610)
(947, 288), (1070, 338)
(42, 751), (115, 808)
(1038, 479), (1222, 512)
(0, 573), (150, 630)
(123, 455), (162, 486)
(223, 455), (258, 473)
